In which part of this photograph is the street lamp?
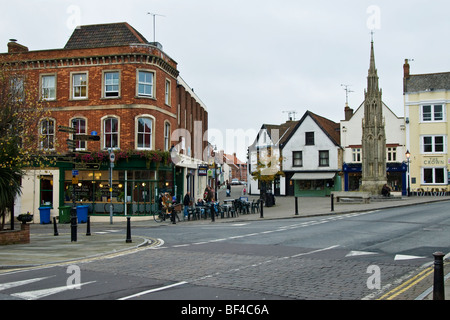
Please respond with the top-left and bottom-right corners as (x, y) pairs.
(406, 150), (411, 197)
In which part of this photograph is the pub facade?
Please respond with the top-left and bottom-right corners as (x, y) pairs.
(3, 22), (209, 222)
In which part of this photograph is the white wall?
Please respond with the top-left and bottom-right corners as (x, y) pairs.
(19, 169), (60, 223)
(283, 116), (340, 172)
(340, 102), (406, 163)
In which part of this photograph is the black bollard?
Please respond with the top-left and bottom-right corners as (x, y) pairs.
(126, 217), (132, 243)
(260, 200), (264, 218)
(211, 205), (215, 222)
(295, 197), (299, 216)
(433, 252), (445, 300)
(53, 217), (59, 236)
(171, 209), (176, 224)
(70, 207), (77, 242)
(331, 194), (334, 212)
(86, 216), (91, 236)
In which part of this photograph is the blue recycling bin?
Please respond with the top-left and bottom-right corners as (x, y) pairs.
(76, 205), (89, 223)
(39, 207), (51, 224)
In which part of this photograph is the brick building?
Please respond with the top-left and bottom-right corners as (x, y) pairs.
(1, 23), (208, 221)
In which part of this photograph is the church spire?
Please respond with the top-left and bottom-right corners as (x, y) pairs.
(367, 39), (380, 95)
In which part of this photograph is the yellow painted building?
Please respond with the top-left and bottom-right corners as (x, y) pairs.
(403, 60), (450, 194)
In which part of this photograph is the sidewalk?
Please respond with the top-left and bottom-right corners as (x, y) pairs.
(1, 193), (449, 300)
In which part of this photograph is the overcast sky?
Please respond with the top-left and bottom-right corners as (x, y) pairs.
(1, 0), (450, 160)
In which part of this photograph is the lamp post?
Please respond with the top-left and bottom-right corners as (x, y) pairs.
(406, 150), (411, 197)
(109, 149), (115, 224)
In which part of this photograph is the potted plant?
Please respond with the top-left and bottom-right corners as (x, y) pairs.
(17, 212), (33, 224)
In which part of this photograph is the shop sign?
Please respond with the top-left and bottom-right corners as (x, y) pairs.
(198, 165), (208, 176)
(423, 157), (445, 166)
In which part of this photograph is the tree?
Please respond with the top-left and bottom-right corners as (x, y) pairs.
(250, 146), (284, 194)
(0, 58), (51, 230)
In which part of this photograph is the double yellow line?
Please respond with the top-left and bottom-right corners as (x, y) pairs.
(378, 261), (449, 300)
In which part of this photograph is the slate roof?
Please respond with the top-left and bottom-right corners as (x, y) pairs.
(405, 72), (450, 93)
(263, 120), (299, 147)
(255, 111), (341, 150)
(307, 111), (341, 147)
(64, 22), (149, 50)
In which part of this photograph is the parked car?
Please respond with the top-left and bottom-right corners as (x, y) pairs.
(231, 178), (240, 185)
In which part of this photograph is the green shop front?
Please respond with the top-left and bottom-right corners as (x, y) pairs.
(58, 151), (176, 217)
(291, 172), (341, 197)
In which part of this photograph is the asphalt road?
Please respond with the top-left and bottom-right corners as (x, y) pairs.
(1, 200), (448, 306)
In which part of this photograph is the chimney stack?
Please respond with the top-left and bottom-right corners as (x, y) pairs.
(8, 39), (29, 53)
(344, 104), (354, 121)
(403, 59), (410, 79)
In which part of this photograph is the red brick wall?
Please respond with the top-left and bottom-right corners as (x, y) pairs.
(0, 44), (206, 155)
(0, 224), (30, 245)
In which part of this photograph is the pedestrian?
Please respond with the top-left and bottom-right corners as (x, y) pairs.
(381, 184), (391, 197)
(226, 180), (231, 197)
(183, 191), (191, 219)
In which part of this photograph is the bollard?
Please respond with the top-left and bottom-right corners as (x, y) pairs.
(331, 194), (334, 212)
(171, 209), (176, 224)
(53, 217), (59, 236)
(70, 207), (77, 242)
(260, 199), (264, 218)
(211, 204), (215, 222)
(86, 216), (91, 236)
(295, 197), (299, 215)
(433, 251), (445, 300)
(126, 217), (132, 243)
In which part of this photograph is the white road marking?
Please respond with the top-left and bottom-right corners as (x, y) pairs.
(11, 281), (96, 300)
(394, 254), (426, 261)
(346, 251), (378, 257)
(0, 276), (54, 291)
(118, 281), (188, 300)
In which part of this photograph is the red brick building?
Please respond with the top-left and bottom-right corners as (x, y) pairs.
(1, 23), (209, 220)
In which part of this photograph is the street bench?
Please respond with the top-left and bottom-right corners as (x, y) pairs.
(331, 192), (371, 204)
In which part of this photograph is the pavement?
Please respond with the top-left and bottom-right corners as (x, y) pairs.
(0, 187), (449, 300)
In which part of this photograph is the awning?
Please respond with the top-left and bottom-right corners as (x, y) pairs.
(291, 173), (336, 180)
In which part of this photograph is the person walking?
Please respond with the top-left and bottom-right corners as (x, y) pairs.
(183, 191), (191, 219)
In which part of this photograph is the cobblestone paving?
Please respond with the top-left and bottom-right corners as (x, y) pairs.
(82, 246), (421, 300)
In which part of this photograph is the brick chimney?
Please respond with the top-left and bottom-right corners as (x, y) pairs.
(8, 40), (29, 53)
(403, 59), (410, 79)
(344, 104), (354, 121)
(233, 153), (237, 165)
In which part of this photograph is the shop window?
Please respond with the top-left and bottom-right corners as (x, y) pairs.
(40, 175), (53, 206)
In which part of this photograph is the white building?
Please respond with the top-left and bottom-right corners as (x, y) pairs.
(283, 111), (342, 197)
(248, 111), (342, 197)
(340, 102), (407, 194)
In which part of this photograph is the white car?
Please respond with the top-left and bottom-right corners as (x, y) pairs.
(231, 179), (240, 185)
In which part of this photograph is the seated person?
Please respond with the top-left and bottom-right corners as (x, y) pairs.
(381, 184), (391, 197)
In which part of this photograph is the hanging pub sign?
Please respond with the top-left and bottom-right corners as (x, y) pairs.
(198, 165), (208, 176)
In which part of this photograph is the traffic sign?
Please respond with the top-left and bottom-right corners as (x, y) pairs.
(58, 126), (77, 133)
(73, 135), (101, 141)
(67, 139), (76, 149)
(72, 170), (79, 176)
